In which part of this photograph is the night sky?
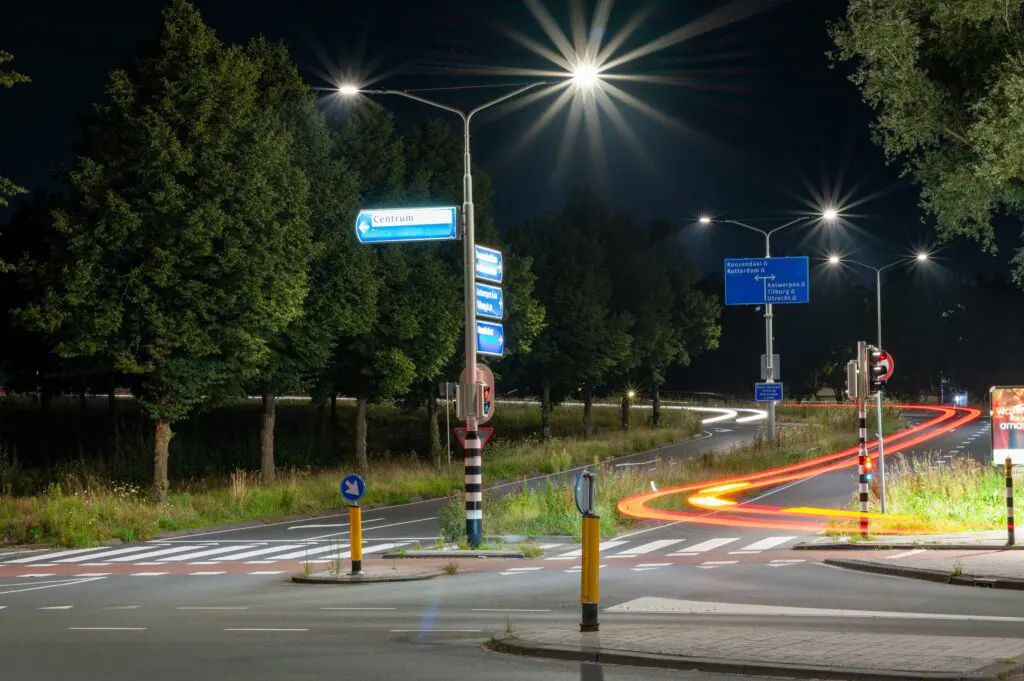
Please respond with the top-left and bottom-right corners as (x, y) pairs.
(0, 0), (1015, 282)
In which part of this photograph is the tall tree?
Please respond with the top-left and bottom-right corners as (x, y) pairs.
(0, 50), (30, 213)
(830, 1), (1024, 280)
(245, 39), (375, 485)
(18, 0), (314, 500)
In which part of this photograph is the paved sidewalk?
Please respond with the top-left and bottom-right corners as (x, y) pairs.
(799, 530), (1019, 551)
(826, 548), (1024, 589)
(492, 624), (1024, 680)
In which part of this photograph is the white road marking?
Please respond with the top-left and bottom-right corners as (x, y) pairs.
(669, 537), (738, 554)
(605, 597), (1024, 622)
(129, 572), (168, 577)
(734, 536), (796, 552)
(70, 627), (146, 631)
(213, 545), (306, 561)
(636, 563), (672, 568)
(471, 608), (551, 613)
(305, 518), (433, 541)
(554, 541), (628, 558)
(536, 543), (563, 550)
(886, 549), (927, 560)
(56, 546), (163, 563)
(225, 628), (307, 632)
(4, 548), (101, 564)
(701, 561), (737, 565)
(321, 607), (397, 611)
(390, 629), (481, 633)
(156, 544), (260, 563)
(615, 539), (685, 555)
(0, 577), (106, 596)
(247, 571), (286, 575)
(287, 517), (387, 530)
(177, 606), (248, 610)
(106, 606), (139, 610)
(188, 572), (226, 576)
(38, 605), (73, 610)
(265, 543), (351, 560)
(109, 545), (210, 562)
(187, 562), (222, 566)
(19, 573), (55, 578)
(501, 567), (544, 572)
(769, 560), (805, 564)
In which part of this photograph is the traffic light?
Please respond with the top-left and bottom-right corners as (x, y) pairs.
(867, 345), (889, 394)
(864, 456), (874, 481)
(481, 384), (492, 417)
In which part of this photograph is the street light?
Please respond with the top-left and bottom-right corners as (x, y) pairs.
(338, 84), (360, 96)
(702, 209), (837, 441)
(826, 251), (930, 513)
(571, 63), (600, 89)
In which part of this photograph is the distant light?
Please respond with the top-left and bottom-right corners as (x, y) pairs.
(339, 84), (360, 96)
(822, 207), (840, 222)
(698, 216), (712, 225)
(572, 63), (600, 88)
(627, 390), (636, 399)
(828, 254), (841, 265)
(916, 252), (929, 262)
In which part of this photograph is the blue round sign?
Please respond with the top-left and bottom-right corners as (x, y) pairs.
(340, 474), (366, 503)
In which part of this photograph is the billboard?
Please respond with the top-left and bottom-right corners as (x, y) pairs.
(991, 386), (1024, 465)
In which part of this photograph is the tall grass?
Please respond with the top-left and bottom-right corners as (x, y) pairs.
(0, 406), (701, 547)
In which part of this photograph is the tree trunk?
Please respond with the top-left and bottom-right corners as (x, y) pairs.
(152, 420), (172, 503)
(620, 394), (630, 430)
(355, 397), (368, 470)
(427, 395), (442, 467)
(260, 391), (276, 486)
(582, 383), (594, 439)
(540, 383), (552, 441)
(652, 384), (661, 427)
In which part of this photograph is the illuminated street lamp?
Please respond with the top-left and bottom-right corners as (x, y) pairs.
(571, 63), (600, 89)
(700, 209), (839, 442)
(827, 251), (931, 513)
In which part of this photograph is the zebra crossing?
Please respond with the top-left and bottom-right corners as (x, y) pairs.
(1, 541), (411, 566)
(542, 535), (799, 560)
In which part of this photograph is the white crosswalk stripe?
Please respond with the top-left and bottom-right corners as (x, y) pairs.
(107, 545), (215, 562)
(55, 546), (167, 563)
(206, 545), (307, 562)
(154, 544), (261, 563)
(613, 539), (684, 556)
(667, 537), (737, 555)
(5, 548), (104, 564)
(731, 536), (796, 553)
(548, 541), (628, 559)
(250, 543), (351, 561)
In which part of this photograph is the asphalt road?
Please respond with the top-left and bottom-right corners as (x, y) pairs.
(3, 405), (1016, 681)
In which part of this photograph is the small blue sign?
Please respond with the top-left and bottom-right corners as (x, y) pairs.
(475, 245), (503, 284)
(475, 282), (504, 320)
(355, 207), (458, 244)
(754, 382), (784, 403)
(476, 320), (505, 357)
(724, 257), (809, 306)
(340, 474), (366, 503)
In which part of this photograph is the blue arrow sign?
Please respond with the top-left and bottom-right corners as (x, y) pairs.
(355, 207), (458, 244)
(476, 320), (505, 357)
(724, 257), (809, 306)
(754, 382), (784, 402)
(340, 474), (366, 503)
(475, 245), (503, 284)
(475, 282), (504, 320)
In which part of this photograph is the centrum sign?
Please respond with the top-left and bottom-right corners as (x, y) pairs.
(991, 386), (1024, 465)
(355, 207), (458, 243)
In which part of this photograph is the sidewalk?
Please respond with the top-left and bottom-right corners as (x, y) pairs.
(492, 624), (1024, 680)
(826, 547), (1024, 589)
(798, 530), (1019, 551)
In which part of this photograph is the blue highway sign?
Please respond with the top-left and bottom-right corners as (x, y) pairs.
(475, 245), (503, 284)
(476, 320), (505, 357)
(355, 207), (458, 244)
(340, 474), (366, 503)
(475, 282), (504, 320)
(754, 382), (784, 403)
(724, 257), (809, 306)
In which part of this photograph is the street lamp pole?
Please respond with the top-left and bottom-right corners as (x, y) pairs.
(353, 83), (542, 548)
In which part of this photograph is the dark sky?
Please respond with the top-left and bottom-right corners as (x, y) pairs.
(0, 0), (1015, 282)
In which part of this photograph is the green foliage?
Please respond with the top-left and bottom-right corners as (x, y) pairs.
(0, 49), (29, 212)
(830, 1), (1024, 281)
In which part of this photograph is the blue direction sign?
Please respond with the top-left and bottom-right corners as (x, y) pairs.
(476, 320), (505, 357)
(475, 282), (504, 320)
(475, 245), (503, 284)
(355, 207), (458, 244)
(724, 257), (809, 306)
(754, 382), (784, 402)
(340, 474), (366, 503)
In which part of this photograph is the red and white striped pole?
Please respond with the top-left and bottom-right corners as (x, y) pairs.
(1006, 457), (1015, 547)
(857, 341), (869, 538)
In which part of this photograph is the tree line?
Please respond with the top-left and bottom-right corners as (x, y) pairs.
(0, 1), (721, 499)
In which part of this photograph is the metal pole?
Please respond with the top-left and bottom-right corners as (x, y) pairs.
(1007, 457), (1015, 546)
(580, 512), (600, 632)
(875, 270), (887, 514)
(857, 340), (869, 538)
(764, 233), (776, 442)
(445, 384), (451, 469)
(349, 504), (363, 574)
(461, 115), (483, 549)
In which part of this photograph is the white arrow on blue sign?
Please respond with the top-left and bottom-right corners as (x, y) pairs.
(475, 245), (503, 284)
(355, 207), (458, 244)
(340, 474), (366, 502)
(475, 282), (504, 320)
(476, 320), (505, 357)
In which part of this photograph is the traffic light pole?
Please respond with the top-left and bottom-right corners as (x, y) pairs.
(857, 340), (869, 538)
(874, 271), (887, 514)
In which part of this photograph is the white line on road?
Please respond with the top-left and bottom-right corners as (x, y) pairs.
(106, 606), (139, 610)
(246, 571), (286, 575)
(700, 561), (737, 565)
(472, 608), (551, 613)
(390, 629), (482, 633)
(287, 517), (388, 531)
(636, 563), (672, 568)
(3, 548), (104, 564)
(669, 538), (738, 554)
(224, 628), (307, 632)
(735, 536), (796, 552)
(321, 607), (397, 611)
(188, 572), (226, 576)
(18, 573), (55, 578)
(70, 627), (146, 631)
(886, 549), (927, 560)
(155, 544), (260, 563)
(108, 545), (209, 562)
(129, 572), (168, 577)
(305, 518), (433, 541)
(38, 605), (73, 610)
(501, 567), (544, 572)
(176, 606), (249, 610)
(212, 545), (306, 561)
(614, 539), (685, 555)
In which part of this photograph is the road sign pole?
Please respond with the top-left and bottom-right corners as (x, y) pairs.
(856, 341), (869, 538)
(875, 271), (887, 514)
(461, 116), (483, 549)
(580, 512), (600, 632)
(763, 234), (776, 442)
(1006, 457), (1015, 546)
(349, 504), (362, 574)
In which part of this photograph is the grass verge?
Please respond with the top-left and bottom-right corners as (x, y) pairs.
(444, 406), (904, 540)
(0, 405), (701, 547)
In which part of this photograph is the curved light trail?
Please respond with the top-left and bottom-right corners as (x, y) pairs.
(618, 404), (981, 534)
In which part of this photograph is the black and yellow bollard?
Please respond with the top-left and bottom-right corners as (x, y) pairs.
(349, 504), (363, 574)
(580, 513), (600, 632)
(1007, 458), (1015, 547)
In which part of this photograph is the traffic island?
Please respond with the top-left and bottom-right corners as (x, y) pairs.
(292, 566), (448, 584)
(382, 549), (526, 559)
(823, 549), (1024, 590)
(487, 624), (1024, 680)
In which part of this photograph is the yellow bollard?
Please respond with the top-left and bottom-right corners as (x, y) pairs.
(349, 504), (362, 574)
(580, 513), (600, 632)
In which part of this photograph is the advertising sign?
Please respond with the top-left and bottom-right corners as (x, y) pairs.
(991, 386), (1024, 466)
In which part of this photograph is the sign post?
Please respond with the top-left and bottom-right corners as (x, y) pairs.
(856, 341), (870, 538)
(575, 470), (600, 632)
(340, 474), (366, 574)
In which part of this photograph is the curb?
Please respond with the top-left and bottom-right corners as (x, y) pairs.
(383, 549), (525, 559)
(824, 558), (1024, 590)
(486, 637), (1021, 680)
(794, 542), (1022, 551)
(291, 568), (446, 584)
